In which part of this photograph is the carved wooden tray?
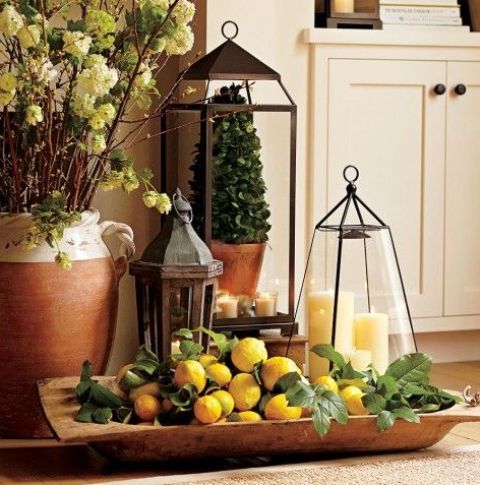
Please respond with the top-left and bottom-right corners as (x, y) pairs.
(38, 377), (480, 463)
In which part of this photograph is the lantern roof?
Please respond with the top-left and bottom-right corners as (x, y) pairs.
(183, 37), (280, 82)
(141, 189), (214, 266)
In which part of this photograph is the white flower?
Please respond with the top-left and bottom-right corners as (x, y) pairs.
(91, 133), (106, 154)
(88, 114), (105, 130)
(0, 72), (16, 92)
(76, 63), (118, 97)
(150, 36), (166, 53)
(18, 24), (41, 49)
(0, 90), (14, 109)
(155, 193), (172, 213)
(26, 56), (58, 84)
(171, 0), (195, 24)
(165, 24), (193, 56)
(134, 65), (152, 89)
(0, 5), (24, 37)
(142, 190), (158, 208)
(25, 104), (43, 125)
(63, 31), (92, 57)
(97, 103), (115, 122)
(83, 54), (107, 68)
(72, 94), (96, 118)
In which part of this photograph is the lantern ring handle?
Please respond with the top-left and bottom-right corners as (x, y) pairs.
(172, 191), (193, 224)
(221, 20), (239, 40)
(343, 165), (359, 183)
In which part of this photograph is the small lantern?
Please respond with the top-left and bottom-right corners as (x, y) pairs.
(327, 0), (382, 29)
(130, 189), (223, 361)
(297, 166), (416, 379)
(160, 21), (297, 336)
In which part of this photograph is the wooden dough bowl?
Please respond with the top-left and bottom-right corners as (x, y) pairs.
(38, 377), (480, 463)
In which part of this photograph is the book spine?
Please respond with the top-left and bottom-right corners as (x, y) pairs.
(380, 13), (462, 23)
(380, 5), (460, 16)
(382, 23), (469, 30)
(380, 0), (459, 6)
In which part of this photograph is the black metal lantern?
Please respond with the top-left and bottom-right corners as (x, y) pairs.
(129, 189), (223, 361)
(297, 166), (417, 379)
(327, 0), (382, 29)
(161, 21), (297, 336)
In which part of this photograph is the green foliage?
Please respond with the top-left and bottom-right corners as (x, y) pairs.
(312, 344), (460, 433)
(190, 85), (271, 243)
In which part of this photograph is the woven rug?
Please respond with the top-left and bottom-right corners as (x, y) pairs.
(100, 445), (480, 485)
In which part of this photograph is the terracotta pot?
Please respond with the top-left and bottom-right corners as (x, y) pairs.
(0, 209), (134, 438)
(211, 241), (266, 298)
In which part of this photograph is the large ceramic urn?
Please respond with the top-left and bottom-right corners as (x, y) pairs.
(0, 209), (134, 438)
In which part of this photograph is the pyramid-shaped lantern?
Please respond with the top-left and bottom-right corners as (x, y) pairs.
(297, 166), (417, 381)
(160, 21), (298, 337)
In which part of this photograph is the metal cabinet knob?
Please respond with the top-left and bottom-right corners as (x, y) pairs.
(434, 84), (446, 95)
(454, 84), (467, 96)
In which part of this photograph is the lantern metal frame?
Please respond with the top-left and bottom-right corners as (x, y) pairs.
(294, 165), (417, 352)
(160, 21), (297, 335)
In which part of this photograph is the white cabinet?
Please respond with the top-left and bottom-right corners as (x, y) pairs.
(305, 30), (480, 333)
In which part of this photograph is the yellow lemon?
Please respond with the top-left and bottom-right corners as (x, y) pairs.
(199, 354), (217, 368)
(174, 360), (206, 393)
(345, 393), (369, 416)
(193, 395), (222, 424)
(264, 393), (302, 421)
(206, 363), (232, 387)
(313, 375), (339, 394)
(237, 411), (262, 422)
(129, 382), (161, 402)
(231, 337), (268, 372)
(215, 418), (227, 424)
(211, 390), (235, 418)
(260, 357), (302, 391)
(340, 385), (363, 401)
(134, 395), (162, 421)
(228, 373), (261, 411)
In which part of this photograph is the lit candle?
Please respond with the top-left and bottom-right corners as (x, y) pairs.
(308, 290), (354, 380)
(335, 0), (354, 13)
(342, 348), (372, 371)
(354, 312), (389, 374)
(217, 295), (239, 319)
(254, 292), (277, 317)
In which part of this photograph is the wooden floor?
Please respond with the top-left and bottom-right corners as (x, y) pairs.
(0, 361), (479, 485)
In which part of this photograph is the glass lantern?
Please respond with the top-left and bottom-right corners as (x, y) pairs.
(298, 166), (417, 380)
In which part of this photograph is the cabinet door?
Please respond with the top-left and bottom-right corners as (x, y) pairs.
(444, 62), (480, 316)
(327, 59), (446, 318)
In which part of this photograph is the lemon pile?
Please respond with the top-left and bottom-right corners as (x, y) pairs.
(116, 336), (369, 427)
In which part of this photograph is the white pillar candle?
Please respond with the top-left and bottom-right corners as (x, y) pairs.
(171, 340), (181, 356)
(342, 348), (372, 371)
(355, 312), (389, 374)
(335, 0), (354, 13)
(308, 290), (355, 380)
(254, 292), (277, 317)
(217, 296), (238, 319)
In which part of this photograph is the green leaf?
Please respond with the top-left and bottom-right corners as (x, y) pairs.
(80, 360), (93, 382)
(259, 393), (273, 413)
(286, 381), (316, 407)
(173, 328), (194, 340)
(312, 403), (331, 438)
(392, 407), (420, 424)
(179, 340), (203, 359)
(169, 384), (198, 410)
(337, 378), (369, 390)
(90, 382), (122, 408)
(376, 410), (396, 432)
(92, 407), (113, 424)
(310, 344), (346, 369)
(363, 393), (387, 415)
(131, 359), (159, 376)
(274, 372), (302, 393)
(376, 375), (399, 397)
(75, 380), (92, 404)
(75, 402), (96, 423)
(320, 391), (348, 425)
(135, 345), (159, 364)
(119, 370), (149, 390)
(385, 353), (432, 386)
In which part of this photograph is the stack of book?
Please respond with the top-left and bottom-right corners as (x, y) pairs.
(380, 0), (470, 32)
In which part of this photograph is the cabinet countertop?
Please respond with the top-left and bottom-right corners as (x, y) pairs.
(304, 28), (480, 48)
